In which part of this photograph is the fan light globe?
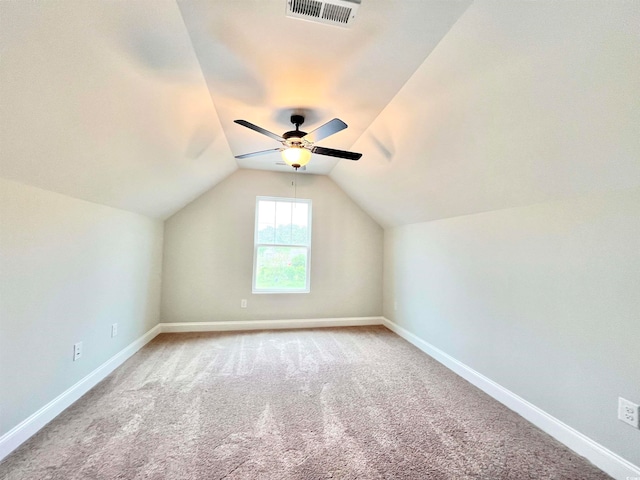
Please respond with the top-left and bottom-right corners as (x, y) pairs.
(282, 146), (311, 167)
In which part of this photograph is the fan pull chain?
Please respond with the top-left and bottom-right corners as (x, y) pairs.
(291, 170), (298, 242)
(292, 169), (297, 200)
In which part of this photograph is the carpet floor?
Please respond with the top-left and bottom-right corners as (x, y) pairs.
(0, 326), (610, 479)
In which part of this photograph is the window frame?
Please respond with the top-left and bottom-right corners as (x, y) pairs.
(252, 196), (312, 294)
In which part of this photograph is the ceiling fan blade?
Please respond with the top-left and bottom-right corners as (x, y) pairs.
(311, 146), (362, 161)
(303, 118), (347, 143)
(234, 120), (284, 142)
(235, 148), (282, 159)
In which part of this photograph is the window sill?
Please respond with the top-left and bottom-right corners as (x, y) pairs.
(252, 289), (310, 294)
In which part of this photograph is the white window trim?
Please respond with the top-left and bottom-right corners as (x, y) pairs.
(252, 196), (312, 294)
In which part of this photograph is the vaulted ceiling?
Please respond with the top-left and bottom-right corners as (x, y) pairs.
(1, 1), (639, 227)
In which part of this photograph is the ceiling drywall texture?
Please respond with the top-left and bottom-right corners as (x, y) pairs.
(1, 1), (638, 226)
(0, 0), (471, 219)
(178, 0), (471, 175)
(0, 0), (236, 219)
(330, 1), (640, 227)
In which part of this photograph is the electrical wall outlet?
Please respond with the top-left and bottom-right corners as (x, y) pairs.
(111, 323), (118, 337)
(618, 397), (639, 428)
(241, 299), (247, 308)
(73, 342), (82, 361)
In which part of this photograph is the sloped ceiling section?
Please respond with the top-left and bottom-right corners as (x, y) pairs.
(178, 0), (471, 175)
(330, 1), (640, 228)
(3, 1), (638, 226)
(0, 0), (237, 219)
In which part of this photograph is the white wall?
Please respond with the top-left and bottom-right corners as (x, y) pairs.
(384, 187), (640, 468)
(161, 169), (383, 322)
(0, 178), (163, 437)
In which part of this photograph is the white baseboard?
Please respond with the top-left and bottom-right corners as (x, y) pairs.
(0, 324), (162, 462)
(160, 316), (383, 333)
(382, 317), (640, 480)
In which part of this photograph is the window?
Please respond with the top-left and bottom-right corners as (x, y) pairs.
(253, 196), (312, 293)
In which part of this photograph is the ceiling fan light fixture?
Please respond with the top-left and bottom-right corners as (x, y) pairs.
(234, 114), (360, 165)
(282, 146), (311, 168)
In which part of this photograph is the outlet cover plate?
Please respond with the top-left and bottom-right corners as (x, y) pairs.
(73, 342), (82, 361)
(618, 397), (639, 428)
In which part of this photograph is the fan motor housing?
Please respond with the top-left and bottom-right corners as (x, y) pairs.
(283, 114), (307, 142)
(283, 130), (307, 140)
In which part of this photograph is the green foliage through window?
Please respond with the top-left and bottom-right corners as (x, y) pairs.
(256, 224), (308, 245)
(255, 247), (307, 289)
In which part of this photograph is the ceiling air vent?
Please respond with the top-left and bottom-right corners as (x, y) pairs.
(287, 0), (360, 28)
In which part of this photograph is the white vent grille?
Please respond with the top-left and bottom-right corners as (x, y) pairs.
(290, 0), (322, 17)
(322, 3), (351, 24)
(287, 0), (360, 28)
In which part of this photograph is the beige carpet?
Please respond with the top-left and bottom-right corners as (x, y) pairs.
(1, 326), (610, 479)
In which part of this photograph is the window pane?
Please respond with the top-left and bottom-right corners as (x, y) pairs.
(257, 223), (275, 243)
(275, 202), (292, 244)
(291, 202), (308, 244)
(257, 201), (275, 225)
(255, 246), (308, 290)
(256, 199), (310, 246)
(290, 224), (308, 245)
(257, 201), (276, 243)
(291, 202), (308, 227)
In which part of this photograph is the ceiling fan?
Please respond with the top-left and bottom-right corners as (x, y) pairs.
(234, 114), (362, 169)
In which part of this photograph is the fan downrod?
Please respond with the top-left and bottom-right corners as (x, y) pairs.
(283, 114), (307, 139)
